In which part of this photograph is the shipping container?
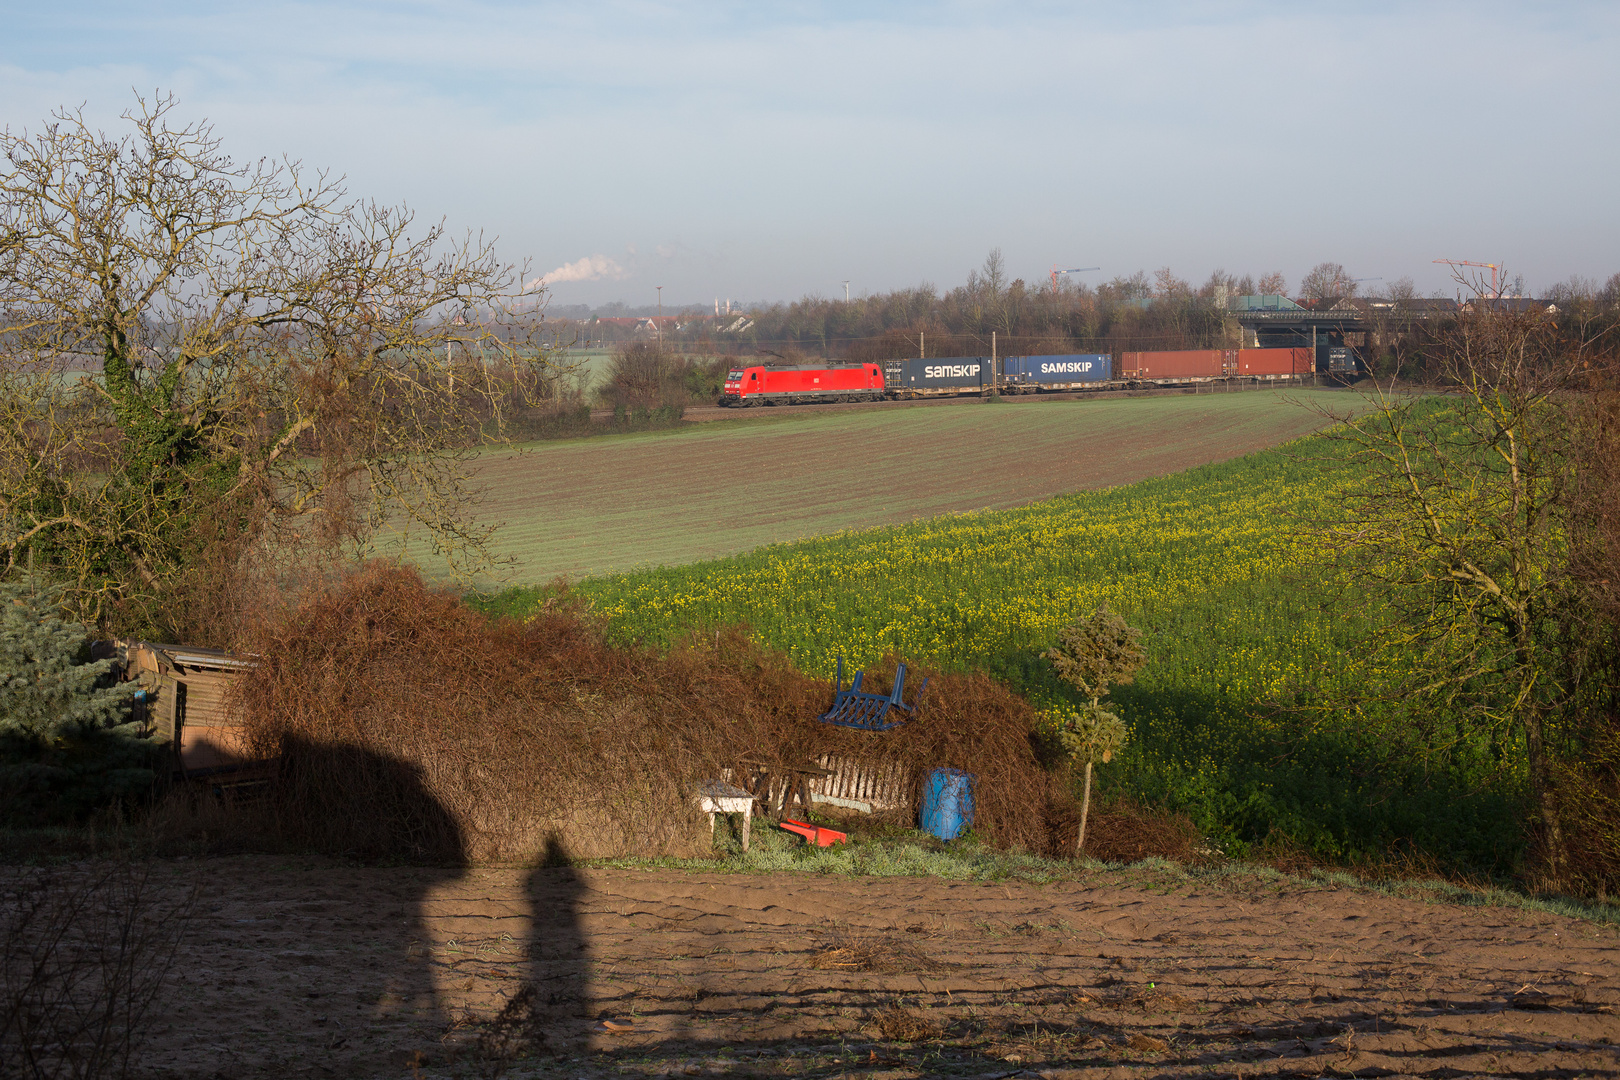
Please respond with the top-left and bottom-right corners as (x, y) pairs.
(1236, 347), (1313, 377)
(882, 357), (990, 397)
(1120, 350), (1232, 381)
(720, 362), (885, 405)
(1001, 354), (1112, 391)
(1327, 346), (1359, 376)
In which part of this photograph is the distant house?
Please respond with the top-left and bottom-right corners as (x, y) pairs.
(1458, 297), (1560, 315)
(592, 314), (711, 334)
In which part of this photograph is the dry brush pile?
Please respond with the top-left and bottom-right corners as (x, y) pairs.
(232, 564), (1067, 863)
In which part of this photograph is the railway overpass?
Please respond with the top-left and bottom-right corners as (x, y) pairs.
(1227, 295), (1461, 367)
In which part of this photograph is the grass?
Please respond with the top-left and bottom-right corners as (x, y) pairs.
(461, 387), (1351, 587)
(590, 823), (1620, 928)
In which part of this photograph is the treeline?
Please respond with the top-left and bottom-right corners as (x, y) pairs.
(735, 255), (1257, 359)
(587, 254), (1620, 368)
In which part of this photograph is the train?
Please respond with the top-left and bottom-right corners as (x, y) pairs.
(718, 347), (1315, 406)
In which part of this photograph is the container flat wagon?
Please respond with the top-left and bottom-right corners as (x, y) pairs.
(1001, 353), (1112, 392)
(881, 357), (992, 398)
(1237, 347), (1313, 377)
(721, 362), (885, 406)
(1121, 349), (1233, 383)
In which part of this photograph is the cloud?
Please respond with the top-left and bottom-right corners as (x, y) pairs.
(526, 254), (627, 290)
(6, 3), (1619, 301)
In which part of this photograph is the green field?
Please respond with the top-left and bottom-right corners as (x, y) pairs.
(449, 388), (1355, 584)
(484, 404), (1526, 877)
(556, 347), (615, 392)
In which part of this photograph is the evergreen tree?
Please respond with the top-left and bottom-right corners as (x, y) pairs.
(0, 580), (151, 822)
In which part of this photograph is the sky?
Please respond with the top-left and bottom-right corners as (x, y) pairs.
(4, 1), (1618, 308)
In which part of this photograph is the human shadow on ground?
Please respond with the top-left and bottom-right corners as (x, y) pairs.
(466, 836), (591, 1065)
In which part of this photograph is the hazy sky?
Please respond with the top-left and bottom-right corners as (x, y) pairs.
(5, 1), (1617, 307)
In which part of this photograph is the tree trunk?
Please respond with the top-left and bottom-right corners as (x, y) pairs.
(1077, 760), (1093, 855)
(1517, 633), (1568, 890)
(1521, 697), (1568, 889)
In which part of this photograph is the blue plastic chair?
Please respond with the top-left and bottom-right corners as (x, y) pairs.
(817, 657), (929, 731)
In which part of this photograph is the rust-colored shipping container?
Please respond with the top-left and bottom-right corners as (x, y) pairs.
(1121, 349), (1232, 380)
(1237, 347), (1313, 376)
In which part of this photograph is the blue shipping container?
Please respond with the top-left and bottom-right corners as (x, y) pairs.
(919, 768), (976, 841)
(883, 357), (990, 393)
(1006, 354), (1112, 385)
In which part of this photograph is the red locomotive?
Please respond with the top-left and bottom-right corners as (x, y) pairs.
(720, 362), (886, 406)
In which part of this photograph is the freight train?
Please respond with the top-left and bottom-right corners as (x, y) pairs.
(718, 348), (1315, 406)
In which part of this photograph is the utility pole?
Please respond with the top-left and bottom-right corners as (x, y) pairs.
(991, 331), (997, 394)
(656, 286), (663, 347)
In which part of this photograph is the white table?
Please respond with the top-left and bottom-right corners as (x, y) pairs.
(697, 781), (756, 852)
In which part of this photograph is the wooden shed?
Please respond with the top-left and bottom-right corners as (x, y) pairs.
(112, 641), (261, 779)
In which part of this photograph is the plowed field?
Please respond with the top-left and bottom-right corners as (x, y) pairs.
(124, 857), (1618, 1079)
(448, 389), (1353, 583)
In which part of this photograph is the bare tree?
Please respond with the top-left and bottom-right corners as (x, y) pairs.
(1547, 275), (1600, 311)
(0, 94), (570, 635)
(1364, 276), (1419, 374)
(1152, 267), (1192, 300)
(959, 248), (1008, 333)
(979, 248), (1007, 298)
(1257, 271), (1287, 296)
(1300, 261), (1357, 300)
(1102, 270), (1152, 302)
(2, 863), (193, 1080)
(1601, 272), (1620, 309)
(1318, 289), (1605, 886)
(1200, 268), (1238, 301)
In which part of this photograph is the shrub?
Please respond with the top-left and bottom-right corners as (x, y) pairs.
(0, 582), (149, 825)
(233, 564), (1063, 862)
(0, 861), (192, 1079)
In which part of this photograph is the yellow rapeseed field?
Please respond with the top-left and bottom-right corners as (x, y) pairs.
(580, 440), (1356, 688)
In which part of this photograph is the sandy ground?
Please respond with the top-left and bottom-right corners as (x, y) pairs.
(108, 857), (1620, 1079)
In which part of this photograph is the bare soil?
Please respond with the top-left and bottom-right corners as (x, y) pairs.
(123, 857), (1617, 1078)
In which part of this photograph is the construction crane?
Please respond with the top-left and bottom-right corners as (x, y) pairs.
(1434, 259), (1501, 297)
(1051, 265), (1100, 290)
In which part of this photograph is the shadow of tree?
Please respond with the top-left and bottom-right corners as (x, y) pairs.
(266, 737), (476, 1072)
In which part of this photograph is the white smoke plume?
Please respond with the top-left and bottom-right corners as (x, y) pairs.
(526, 254), (627, 291)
